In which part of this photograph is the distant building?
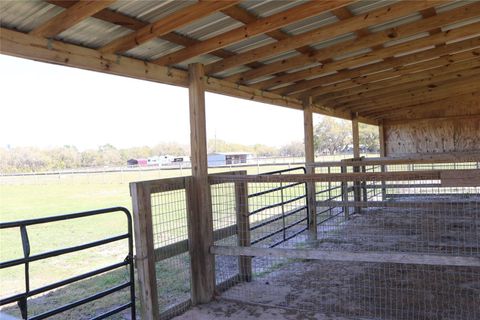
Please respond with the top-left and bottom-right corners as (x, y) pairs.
(207, 152), (252, 167)
(147, 155), (174, 166)
(127, 158), (148, 167)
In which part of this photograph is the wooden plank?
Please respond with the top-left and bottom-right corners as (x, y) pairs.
(153, 1), (352, 66)
(334, 67), (480, 109)
(130, 182), (159, 320)
(305, 37), (480, 98)
(208, 170), (455, 184)
(30, 0), (115, 38)
(441, 170), (480, 187)
(230, 1), (477, 84)
(271, 22), (480, 95)
(0, 28), (189, 86)
(235, 174), (252, 282)
(186, 63), (215, 304)
(154, 224), (238, 261)
(0, 28), (303, 118)
(46, 0), (245, 64)
(303, 96), (317, 239)
(204, 1), (446, 75)
(100, 1), (240, 54)
(316, 56), (480, 103)
(211, 245), (480, 267)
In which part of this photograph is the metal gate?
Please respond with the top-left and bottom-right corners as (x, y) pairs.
(0, 207), (136, 320)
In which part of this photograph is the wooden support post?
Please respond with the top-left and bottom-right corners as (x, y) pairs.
(187, 63), (215, 304)
(378, 121), (387, 200)
(130, 182), (159, 320)
(340, 165), (350, 220)
(234, 172), (252, 282)
(361, 164), (368, 202)
(303, 96), (317, 240)
(352, 115), (360, 159)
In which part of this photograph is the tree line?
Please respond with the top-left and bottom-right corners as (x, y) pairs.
(1, 118), (378, 173)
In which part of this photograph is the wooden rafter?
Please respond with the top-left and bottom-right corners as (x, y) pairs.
(305, 37), (480, 100)
(152, 1), (353, 66)
(316, 52), (480, 103)
(344, 75), (480, 114)
(0, 27), (378, 125)
(30, 0), (115, 38)
(203, 1), (447, 75)
(334, 65), (480, 108)
(272, 22), (480, 97)
(99, 1), (241, 54)
(248, 1), (478, 91)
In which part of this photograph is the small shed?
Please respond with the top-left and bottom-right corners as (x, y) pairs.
(207, 152), (252, 167)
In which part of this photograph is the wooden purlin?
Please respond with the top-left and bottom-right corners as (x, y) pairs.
(229, 1), (474, 85)
(99, 1), (241, 54)
(204, 1), (447, 76)
(306, 37), (480, 100)
(332, 63), (480, 108)
(152, 1), (353, 66)
(30, 0), (115, 37)
(314, 50), (480, 102)
(271, 21), (480, 96)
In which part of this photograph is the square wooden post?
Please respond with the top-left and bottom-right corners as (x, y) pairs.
(340, 165), (350, 220)
(187, 63), (215, 304)
(234, 172), (252, 282)
(379, 121), (387, 200)
(130, 182), (160, 320)
(352, 116), (362, 214)
(303, 96), (317, 240)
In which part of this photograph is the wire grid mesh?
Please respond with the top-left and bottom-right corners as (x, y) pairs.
(212, 173), (480, 319)
(211, 174), (311, 291)
(150, 182), (191, 315)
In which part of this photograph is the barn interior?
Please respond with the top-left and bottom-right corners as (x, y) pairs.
(0, 1), (479, 319)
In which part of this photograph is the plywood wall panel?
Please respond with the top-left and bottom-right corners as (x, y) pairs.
(384, 92), (480, 155)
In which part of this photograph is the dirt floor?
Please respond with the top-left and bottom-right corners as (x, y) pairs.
(177, 195), (480, 320)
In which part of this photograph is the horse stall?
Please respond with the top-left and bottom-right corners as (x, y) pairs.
(0, 1), (479, 319)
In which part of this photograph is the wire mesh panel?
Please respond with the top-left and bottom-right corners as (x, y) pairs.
(210, 168), (480, 320)
(130, 177), (192, 319)
(149, 181), (192, 317)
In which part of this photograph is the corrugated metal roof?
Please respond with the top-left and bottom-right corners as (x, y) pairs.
(175, 12), (243, 41)
(281, 12), (338, 36)
(239, 0), (309, 18)
(110, 0), (197, 24)
(57, 17), (131, 49)
(0, 0), (62, 32)
(126, 38), (183, 61)
(224, 34), (276, 53)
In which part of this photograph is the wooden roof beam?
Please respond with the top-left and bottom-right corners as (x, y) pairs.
(343, 76), (480, 114)
(99, 1), (241, 54)
(152, 1), (353, 66)
(333, 65), (480, 108)
(47, 0), (257, 65)
(272, 22), (480, 96)
(0, 27), (376, 124)
(30, 0), (115, 38)
(233, 1), (477, 87)
(305, 37), (480, 100)
(317, 52), (480, 103)
(204, 1), (447, 76)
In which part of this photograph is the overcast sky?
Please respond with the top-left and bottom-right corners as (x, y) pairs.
(0, 54), (327, 150)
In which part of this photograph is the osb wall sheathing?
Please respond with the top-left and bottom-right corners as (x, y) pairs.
(384, 93), (480, 155)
